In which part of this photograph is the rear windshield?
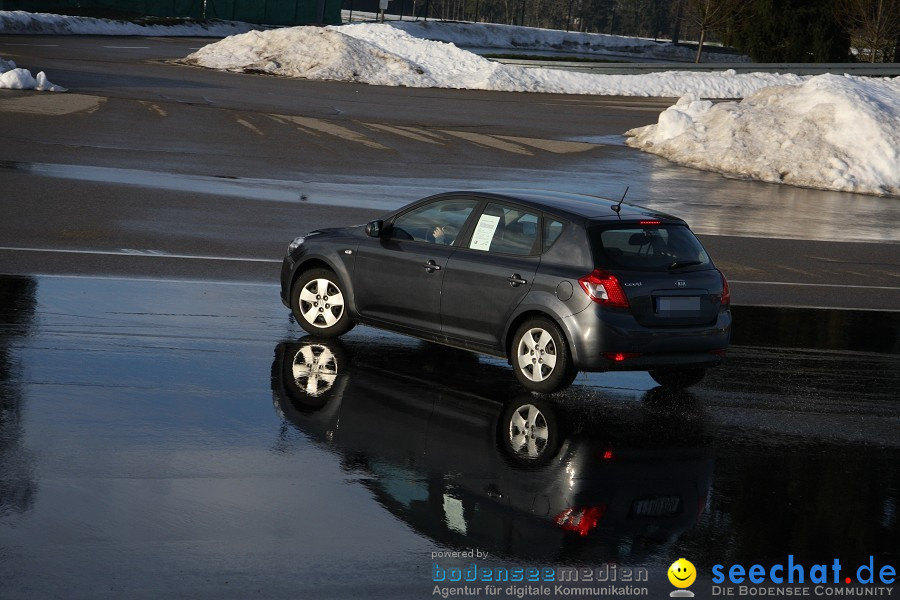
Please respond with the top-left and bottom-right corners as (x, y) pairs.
(589, 224), (711, 272)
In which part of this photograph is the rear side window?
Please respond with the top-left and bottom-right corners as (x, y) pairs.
(468, 203), (539, 255)
(543, 218), (565, 252)
(591, 224), (711, 271)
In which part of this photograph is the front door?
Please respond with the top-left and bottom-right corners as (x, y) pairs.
(353, 197), (480, 335)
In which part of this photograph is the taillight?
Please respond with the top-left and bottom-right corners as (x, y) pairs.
(579, 270), (629, 308)
(555, 506), (607, 536)
(719, 270), (730, 307)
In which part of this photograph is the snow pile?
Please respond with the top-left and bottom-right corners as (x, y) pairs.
(185, 24), (804, 98)
(0, 10), (258, 36)
(390, 20), (746, 62)
(626, 74), (900, 197)
(0, 54), (66, 91)
(184, 26), (503, 88)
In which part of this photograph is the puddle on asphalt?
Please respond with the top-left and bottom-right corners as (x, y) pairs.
(3, 157), (900, 242)
(1, 273), (897, 597)
(565, 134), (629, 146)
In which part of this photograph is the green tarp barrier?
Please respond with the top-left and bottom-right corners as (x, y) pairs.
(0, 0), (340, 25)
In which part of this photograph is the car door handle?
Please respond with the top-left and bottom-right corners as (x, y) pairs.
(423, 260), (442, 273)
(507, 274), (528, 287)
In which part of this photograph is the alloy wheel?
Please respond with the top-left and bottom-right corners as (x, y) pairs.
(292, 344), (339, 397)
(298, 278), (345, 329)
(516, 327), (558, 382)
(508, 403), (550, 459)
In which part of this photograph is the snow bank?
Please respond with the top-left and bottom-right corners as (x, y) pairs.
(390, 20), (746, 62)
(0, 10), (258, 36)
(626, 74), (900, 197)
(184, 24), (803, 98)
(0, 55), (66, 91)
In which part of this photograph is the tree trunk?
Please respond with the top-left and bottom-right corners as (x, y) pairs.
(695, 27), (706, 62)
(672, 0), (684, 44)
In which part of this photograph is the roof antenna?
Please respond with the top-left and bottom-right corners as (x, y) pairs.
(611, 186), (629, 214)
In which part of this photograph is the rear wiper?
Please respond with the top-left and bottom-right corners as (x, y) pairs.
(668, 260), (703, 270)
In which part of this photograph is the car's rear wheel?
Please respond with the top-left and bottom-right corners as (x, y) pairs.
(511, 317), (576, 393)
(291, 268), (354, 337)
(648, 368), (706, 389)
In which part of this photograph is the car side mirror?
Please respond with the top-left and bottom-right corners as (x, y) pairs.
(366, 220), (384, 237)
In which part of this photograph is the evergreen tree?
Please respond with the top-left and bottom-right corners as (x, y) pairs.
(725, 0), (851, 62)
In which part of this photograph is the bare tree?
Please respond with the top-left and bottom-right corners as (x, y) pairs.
(837, 0), (900, 61)
(683, 0), (743, 62)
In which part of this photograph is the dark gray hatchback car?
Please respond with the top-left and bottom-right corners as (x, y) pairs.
(280, 190), (731, 392)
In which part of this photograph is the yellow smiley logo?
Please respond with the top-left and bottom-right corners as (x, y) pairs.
(668, 558), (697, 588)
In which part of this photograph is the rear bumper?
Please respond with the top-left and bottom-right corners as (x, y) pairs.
(563, 305), (731, 372)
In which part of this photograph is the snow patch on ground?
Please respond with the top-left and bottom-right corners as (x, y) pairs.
(0, 55), (66, 91)
(626, 74), (900, 197)
(389, 20), (746, 62)
(0, 10), (258, 36)
(184, 24), (803, 98)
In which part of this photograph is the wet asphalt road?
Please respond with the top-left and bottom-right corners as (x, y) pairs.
(1, 274), (897, 599)
(2, 37), (900, 311)
(0, 35), (898, 599)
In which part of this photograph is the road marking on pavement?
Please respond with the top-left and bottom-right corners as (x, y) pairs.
(440, 130), (534, 155)
(0, 246), (281, 264)
(495, 135), (599, 154)
(0, 93), (104, 115)
(104, 46), (150, 49)
(273, 114), (389, 150)
(236, 116), (265, 136)
(139, 101), (168, 117)
(361, 122), (443, 145)
(397, 125), (445, 141)
(3, 43), (60, 47)
(731, 280), (900, 291)
(36, 273), (279, 287)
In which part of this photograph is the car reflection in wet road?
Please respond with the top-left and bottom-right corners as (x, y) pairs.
(0, 274), (897, 598)
(272, 338), (715, 562)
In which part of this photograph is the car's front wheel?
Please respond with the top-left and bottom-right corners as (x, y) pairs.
(291, 268), (354, 337)
(648, 368), (706, 389)
(511, 317), (576, 393)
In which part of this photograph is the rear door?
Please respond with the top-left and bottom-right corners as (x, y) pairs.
(589, 224), (724, 327)
(440, 202), (541, 348)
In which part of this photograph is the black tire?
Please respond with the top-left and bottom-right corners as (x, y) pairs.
(510, 316), (577, 393)
(499, 398), (560, 465)
(648, 368), (706, 389)
(290, 268), (354, 337)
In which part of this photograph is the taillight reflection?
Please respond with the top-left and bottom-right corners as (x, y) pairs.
(601, 352), (641, 362)
(554, 506), (608, 536)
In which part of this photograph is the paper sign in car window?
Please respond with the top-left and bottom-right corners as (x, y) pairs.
(469, 214), (501, 251)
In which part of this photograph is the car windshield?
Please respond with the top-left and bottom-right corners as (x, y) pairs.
(589, 224), (711, 272)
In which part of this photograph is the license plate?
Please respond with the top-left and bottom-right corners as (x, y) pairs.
(633, 496), (681, 517)
(657, 296), (700, 312)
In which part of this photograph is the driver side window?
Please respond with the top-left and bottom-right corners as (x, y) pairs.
(390, 198), (478, 245)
